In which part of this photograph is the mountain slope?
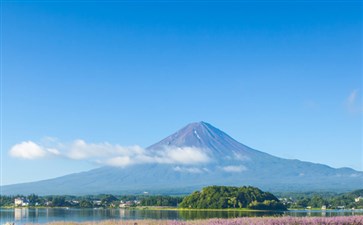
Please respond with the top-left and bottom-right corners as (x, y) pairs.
(2, 122), (362, 195)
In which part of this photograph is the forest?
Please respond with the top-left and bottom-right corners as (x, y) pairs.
(279, 189), (363, 209)
(179, 186), (286, 210)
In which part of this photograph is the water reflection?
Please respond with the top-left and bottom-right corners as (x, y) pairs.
(14, 208), (28, 221)
(178, 210), (283, 220)
(284, 209), (361, 217)
(0, 208), (362, 225)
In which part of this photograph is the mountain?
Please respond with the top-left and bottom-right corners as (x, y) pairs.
(2, 122), (362, 195)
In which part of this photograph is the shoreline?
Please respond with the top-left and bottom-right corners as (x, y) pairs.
(2, 206), (361, 212)
(8, 216), (363, 225)
(0, 206), (273, 212)
(2, 206), (361, 213)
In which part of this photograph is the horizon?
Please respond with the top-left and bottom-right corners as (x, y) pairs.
(1, 0), (362, 186)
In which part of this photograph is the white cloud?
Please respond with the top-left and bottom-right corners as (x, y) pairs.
(47, 148), (61, 155)
(66, 139), (144, 160)
(162, 146), (211, 164)
(346, 89), (362, 113)
(65, 141), (210, 165)
(8, 138), (211, 168)
(222, 165), (247, 173)
(348, 90), (358, 105)
(233, 152), (250, 161)
(104, 156), (132, 167)
(173, 166), (208, 173)
(9, 141), (57, 159)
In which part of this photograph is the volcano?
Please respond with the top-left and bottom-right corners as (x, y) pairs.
(2, 122), (362, 195)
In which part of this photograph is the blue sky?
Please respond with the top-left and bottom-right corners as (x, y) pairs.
(1, 0), (362, 185)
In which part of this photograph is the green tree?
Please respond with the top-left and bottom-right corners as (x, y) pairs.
(0, 196), (13, 207)
(248, 200), (286, 210)
(79, 200), (93, 208)
(100, 194), (118, 207)
(28, 194), (42, 206)
(228, 197), (237, 208)
(52, 196), (66, 207)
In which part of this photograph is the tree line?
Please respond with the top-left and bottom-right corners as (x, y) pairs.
(279, 189), (363, 209)
(1, 187), (362, 210)
(0, 194), (182, 208)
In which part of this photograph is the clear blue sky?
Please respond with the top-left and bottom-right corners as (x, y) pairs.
(1, 0), (362, 185)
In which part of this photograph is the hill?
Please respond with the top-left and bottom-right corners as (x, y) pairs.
(179, 185), (287, 210)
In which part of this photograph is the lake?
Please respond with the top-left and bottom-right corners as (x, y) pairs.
(0, 208), (362, 224)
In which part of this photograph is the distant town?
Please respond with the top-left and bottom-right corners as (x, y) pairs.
(1, 187), (363, 210)
(2, 194), (182, 209)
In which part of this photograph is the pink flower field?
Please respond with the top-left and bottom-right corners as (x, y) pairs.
(37, 216), (363, 225)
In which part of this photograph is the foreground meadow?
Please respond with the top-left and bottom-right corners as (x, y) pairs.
(32, 216), (363, 225)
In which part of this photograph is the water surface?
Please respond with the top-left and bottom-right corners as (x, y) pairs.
(0, 208), (361, 224)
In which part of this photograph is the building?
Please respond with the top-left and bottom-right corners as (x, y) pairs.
(14, 198), (23, 207)
(119, 201), (134, 208)
(93, 200), (102, 206)
(14, 198), (29, 207)
(355, 196), (362, 202)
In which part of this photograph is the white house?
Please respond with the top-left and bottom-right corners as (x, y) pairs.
(93, 200), (102, 206)
(355, 196), (362, 202)
(14, 198), (29, 207)
(14, 198), (23, 207)
(119, 201), (134, 208)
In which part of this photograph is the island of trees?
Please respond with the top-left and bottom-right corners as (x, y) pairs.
(179, 186), (286, 210)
